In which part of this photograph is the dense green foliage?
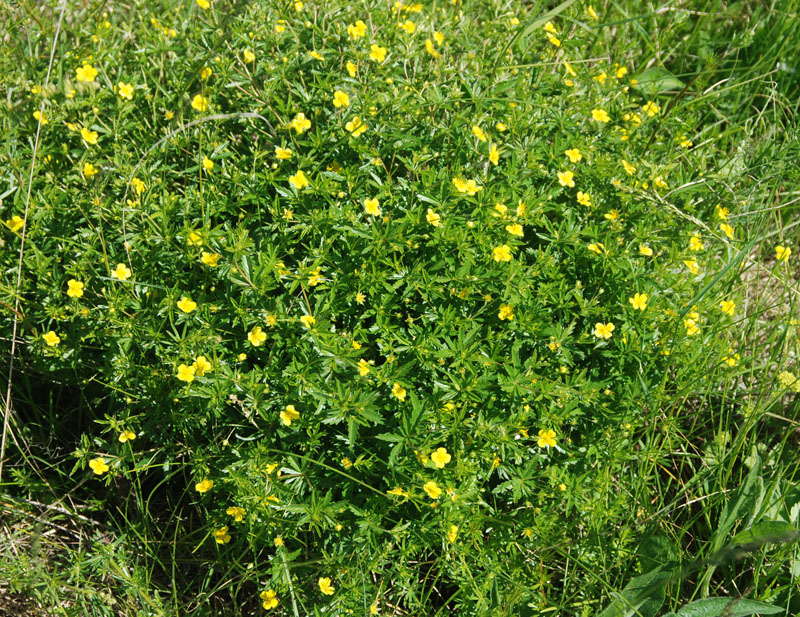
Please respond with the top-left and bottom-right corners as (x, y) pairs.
(1, 0), (799, 615)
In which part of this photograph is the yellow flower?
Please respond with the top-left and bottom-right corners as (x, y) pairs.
(357, 359), (371, 376)
(280, 404), (300, 426)
(370, 603), (380, 615)
(355, 292), (366, 305)
(346, 60), (358, 77)
(720, 223), (734, 239)
(604, 209), (620, 222)
(214, 526), (231, 544)
(775, 245), (791, 262)
(654, 176), (668, 189)
(177, 363), (196, 382)
(778, 371), (800, 392)
(226, 506), (246, 522)
(76, 63), (98, 83)
(294, 0), (303, 11)
(345, 116), (367, 137)
(5, 215), (23, 232)
(117, 82), (134, 100)
(587, 5), (599, 19)
(117, 429), (136, 443)
(431, 447), (451, 468)
(723, 352), (740, 367)
(496, 303), (515, 322)
(593, 72), (607, 84)
(363, 198), (381, 216)
(489, 144), (500, 165)
(260, 589), (279, 610)
(191, 94), (209, 112)
(201, 252), (220, 267)
(593, 322), (615, 339)
(621, 160), (636, 175)
(291, 112), (311, 134)
(248, 326), (267, 346)
(642, 101), (660, 117)
(273, 536), (284, 546)
(537, 428), (556, 448)
(195, 478), (213, 493)
(547, 34), (561, 47)
(83, 162), (98, 177)
(243, 49), (255, 63)
(89, 457), (109, 475)
(425, 39), (440, 58)
(275, 146), (292, 160)
(131, 177), (146, 195)
(33, 110), (47, 125)
(689, 235), (704, 251)
(387, 486), (407, 497)
(446, 524), (459, 543)
(680, 137), (693, 148)
(423, 481), (442, 499)
(200, 67), (212, 80)
(591, 108), (610, 123)
(289, 170), (309, 190)
(471, 125), (487, 142)
(716, 205), (729, 220)
(66, 279), (84, 298)
(683, 258), (700, 274)
(111, 263), (132, 281)
(639, 244), (653, 256)
(616, 66), (628, 79)
(506, 223), (523, 237)
(720, 300), (736, 316)
(347, 20), (367, 38)
(369, 44), (387, 63)
(426, 208), (441, 227)
(587, 242), (605, 255)
(629, 293), (648, 311)
(391, 382), (407, 401)
(433, 30), (445, 45)
(196, 0), (211, 8)
(332, 90), (350, 108)
(192, 355), (212, 376)
(399, 20), (415, 33)
(452, 177), (482, 195)
(684, 318), (700, 336)
(492, 244), (512, 262)
(304, 266), (323, 287)
(557, 170), (575, 187)
(544, 21), (558, 34)
(299, 315), (316, 329)
(202, 156), (214, 171)
(318, 577), (335, 596)
(42, 331), (61, 346)
(564, 148), (582, 163)
(177, 296), (197, 313)
(577, 191), (591, 207)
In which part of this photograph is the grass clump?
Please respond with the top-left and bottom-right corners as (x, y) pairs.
(1, 0), (799, 615)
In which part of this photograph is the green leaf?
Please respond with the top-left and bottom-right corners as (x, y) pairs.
(676, 598), (782, 617)
(730, 520), (798, 549)
(596, 564), (675, 617)
(633, 67), (686, 95)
